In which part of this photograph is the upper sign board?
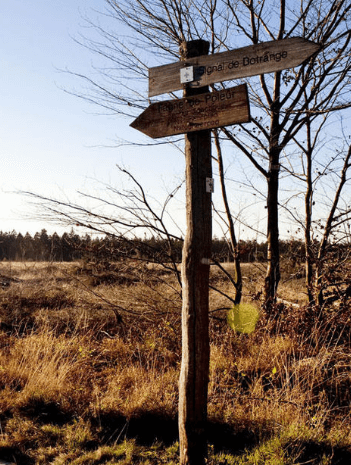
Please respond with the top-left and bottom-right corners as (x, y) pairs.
(131, 84), (250, 139)
(149, 37), (320, 97)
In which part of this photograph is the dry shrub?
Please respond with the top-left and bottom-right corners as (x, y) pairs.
(0, 331), (91, 411)
(95, 364), (179, 418)
(208, 302), (351, 447)
(0, 260), (350, 464)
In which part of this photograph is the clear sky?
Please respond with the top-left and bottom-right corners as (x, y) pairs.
(1, 0), (184, 236)
(3, 2), (349, 242)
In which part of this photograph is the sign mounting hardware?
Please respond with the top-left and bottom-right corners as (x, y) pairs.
(206, 177), (214, 193)
(180, 66), (194, 84)
(149, 37), (320, 97)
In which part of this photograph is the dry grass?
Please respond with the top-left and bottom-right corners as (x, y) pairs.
(0, 260), (350, 464)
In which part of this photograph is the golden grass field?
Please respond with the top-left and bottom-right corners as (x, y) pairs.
(0, 260), (350, 464)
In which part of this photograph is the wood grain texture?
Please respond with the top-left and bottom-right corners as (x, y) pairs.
(149, 37), (320, 97)
(131, 84), (250, 138)
(178, 39), (212, 465)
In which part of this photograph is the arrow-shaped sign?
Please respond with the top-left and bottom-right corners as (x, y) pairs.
(130, 84), (250, 139)
(149, 37), (320, 97)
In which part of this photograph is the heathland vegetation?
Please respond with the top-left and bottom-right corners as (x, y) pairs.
(3, 0), (351, 462)
(0, 234), (350, 464)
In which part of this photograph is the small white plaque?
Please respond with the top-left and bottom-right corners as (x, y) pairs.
(180, 66), (194, 84)
(206, 177), (214, 193)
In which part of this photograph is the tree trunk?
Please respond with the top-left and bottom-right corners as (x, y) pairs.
(264, 158), (281, 305)
(304, 120), (314, 304)
(178, 40), (212, 465)
(264, 65), (282, 307)
(214, 130), (242, 304)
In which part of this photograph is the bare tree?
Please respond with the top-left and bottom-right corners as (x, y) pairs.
(23, 166), (184, 277)
(313, 143), (351, 304)
(26, 1), (351, 463)
(283, 129), (351, 307)
(67, 0), (351, 307)
(217, 0), (351, 305)
(213, 129), (243, 304)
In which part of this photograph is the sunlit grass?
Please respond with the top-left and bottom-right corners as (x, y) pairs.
(0, 261), (350, 463)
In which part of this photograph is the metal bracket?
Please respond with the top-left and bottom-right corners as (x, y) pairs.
(206, 177), (214, 193)
(180, 66), (194, 84)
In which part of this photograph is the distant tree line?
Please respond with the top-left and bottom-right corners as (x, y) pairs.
(0, 229), (342, 266)
(0, 230), (85, 262)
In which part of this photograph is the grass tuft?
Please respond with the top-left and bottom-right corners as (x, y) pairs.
(0, 261), (350, 463)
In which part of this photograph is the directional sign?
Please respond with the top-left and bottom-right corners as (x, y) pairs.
(131, 84), (250, 139)
(149, 37), (320, 97)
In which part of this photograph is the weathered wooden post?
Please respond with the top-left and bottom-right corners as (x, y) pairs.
(131, 34), (319, 465)
(178, 39), (212, 465)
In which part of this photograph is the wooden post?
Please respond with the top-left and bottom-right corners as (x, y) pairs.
(178, 40), (212, 465)
(130, 36), (320, 463)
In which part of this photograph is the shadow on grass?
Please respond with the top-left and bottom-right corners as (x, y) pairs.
(18, 397), (75, 426)
(4, 404), (351, 464)
(0, 447), (35, 465)
(96, 411), (260, 453)
(97, 412), (351, 464)
(286, 440), (351, 465)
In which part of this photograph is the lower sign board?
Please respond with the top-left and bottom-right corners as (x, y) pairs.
(130, 84), (250, 139)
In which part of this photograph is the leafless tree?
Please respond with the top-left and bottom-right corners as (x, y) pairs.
(67, 0), (351, 307)
(282, 104), (351, 306)
(24, 166), (184, 278)
(314, 143), (351, 304)
(217, 0), (351, 305)
(28, 1), (351, 463)
(213, 129), (242, 304)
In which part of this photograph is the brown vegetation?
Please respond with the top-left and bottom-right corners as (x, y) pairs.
(0, 260), (350, 464)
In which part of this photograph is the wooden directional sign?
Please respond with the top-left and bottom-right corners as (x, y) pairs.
(130, 84), (250, 139)
(149, 37), (320, 97)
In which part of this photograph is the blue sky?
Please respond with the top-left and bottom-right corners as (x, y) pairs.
(1, 0), (184, 236)
(3, 2), (349, 242)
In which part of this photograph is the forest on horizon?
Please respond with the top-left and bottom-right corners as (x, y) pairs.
(0, 228), (341, 265)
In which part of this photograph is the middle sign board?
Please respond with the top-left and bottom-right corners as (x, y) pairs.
(130, 84), (250, 139)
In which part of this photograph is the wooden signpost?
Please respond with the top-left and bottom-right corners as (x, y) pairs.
(131, 84), (250, 138)
(130, 36), (319, 465)
(149, 37), (320, 97)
